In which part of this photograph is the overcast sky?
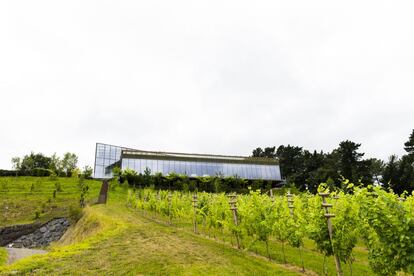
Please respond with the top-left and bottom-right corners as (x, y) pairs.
(0, 0), (413, 169)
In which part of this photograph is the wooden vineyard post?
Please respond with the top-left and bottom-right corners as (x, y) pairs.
(168, 192), (172, 225)
(270, 189), (275, 204)
(143, 194), (147, 216)
(192, 194), (198, 233)
(228, 193), (241, 249)
(287, 190), (294, 216)
(319, 192), (343, 276)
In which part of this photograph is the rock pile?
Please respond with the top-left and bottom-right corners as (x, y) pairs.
(0, 222), (41, 246)
(9, 218), (70, 248)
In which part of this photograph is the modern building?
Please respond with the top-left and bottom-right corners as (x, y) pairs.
(94, 143), (282, 182)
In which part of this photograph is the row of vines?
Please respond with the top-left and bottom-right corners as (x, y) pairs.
(126, 183), (414, 275)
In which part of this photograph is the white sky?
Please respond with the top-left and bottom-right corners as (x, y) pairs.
(0, 0), (413, 169)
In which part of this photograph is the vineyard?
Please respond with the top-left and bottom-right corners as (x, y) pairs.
(127, 184), (414, 276)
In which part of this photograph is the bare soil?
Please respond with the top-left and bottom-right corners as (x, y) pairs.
(5, 247), (47, 264)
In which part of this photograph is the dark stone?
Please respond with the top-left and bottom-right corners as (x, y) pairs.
(3, 218), (71, 249)
(0, 222), (41, 246)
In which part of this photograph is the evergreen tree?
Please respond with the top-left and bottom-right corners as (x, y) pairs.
(404, 129), (414, 155)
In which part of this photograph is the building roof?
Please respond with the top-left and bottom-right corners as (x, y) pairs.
(121, 148), (279, 165)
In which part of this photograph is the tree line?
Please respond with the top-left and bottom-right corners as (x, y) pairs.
(9, 152), (92, 178)
(252, 129), (414, 194)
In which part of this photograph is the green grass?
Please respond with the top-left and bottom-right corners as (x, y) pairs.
(0, 190), (299, 275)
(0, 248), (7, 266)
(1, 177), (395, 275)
(0, 176), (102, 226)
(134, 209), (374, 276)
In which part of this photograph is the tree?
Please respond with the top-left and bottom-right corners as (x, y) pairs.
(82, 166), (93, 178)
(61, 152), (78, 177)
(369, 158), (385, 185)
(11, 157), (21, 171)
(252, 147), (264, 157)
(395, 155), (414, 194)
(335, 140), (364, 182)
(49, 153), (62, 175)
(382, 155), (401, 190)
(276, 145), (305, 189)
(19, 152), (52, 175)
(252, 146), (276, 158)
(404, 129), (414, 155)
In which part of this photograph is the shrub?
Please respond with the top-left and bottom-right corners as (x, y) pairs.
(82, 165), (93, 179)
(0, 169), (18, 176)
(32, 168), (52, 177)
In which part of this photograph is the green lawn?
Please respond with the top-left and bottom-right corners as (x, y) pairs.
(0, 191), (300, 275)
(0, 176), (383, 275)
(0, 176), (102, 226)
(0, 248), (6, 266)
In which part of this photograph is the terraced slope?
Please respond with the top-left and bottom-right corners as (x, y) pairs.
(0, 177), (102, 227)
(0, 200), (301, 275)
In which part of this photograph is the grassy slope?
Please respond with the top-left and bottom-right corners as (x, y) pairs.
(0, 248), (6, 266)
(0, 191), (299, 275)
(0, 177), (379, 275)
(132, 210), (374, 276)
(0, 177), (102, 226)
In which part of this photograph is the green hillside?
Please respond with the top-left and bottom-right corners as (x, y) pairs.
(0, 177), (299, 275)
(0, 177), (102, 227)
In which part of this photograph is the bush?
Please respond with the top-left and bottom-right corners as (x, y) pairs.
(32, 168), (52, 176)
(0, 169), (18, 176)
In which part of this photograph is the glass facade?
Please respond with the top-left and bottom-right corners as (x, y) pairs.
(94, 143), (123, 179)
(94, 143), (282, 181)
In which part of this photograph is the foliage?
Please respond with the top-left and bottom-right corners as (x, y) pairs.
(356, 186), (414, 275)
(404, 129), (414, 154)
(62, 153), (79, 177)
(79, 176), (90, 208)
(127, 183), (414, 275)
(120, 170), (270, 193)
(11, 151), (81, 177)
(81, 166), (93, 179)
(254, 129), (414, 193)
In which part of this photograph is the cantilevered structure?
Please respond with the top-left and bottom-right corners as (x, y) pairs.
(94, 143), (282, 181)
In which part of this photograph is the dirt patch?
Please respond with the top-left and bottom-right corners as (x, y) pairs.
(5, 247), (47, 264)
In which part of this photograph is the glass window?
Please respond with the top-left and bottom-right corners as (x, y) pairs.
(163, 160), (168, 175)
(236, 164), (243, 178)
(260, 165), (268, 180)
(141, 159), (147, 174)
(262, 165), (269, 180)
(254, 165), (260, 179)
(231, 164), (237, 178)
(175, 161), (182, 174)
(241, 164), (247, 179)
(222, 163), (227, 176)
(189, 162), (196, 176)
(248, 165), (256, 179)
(197, 162), (204, 176)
